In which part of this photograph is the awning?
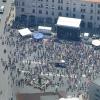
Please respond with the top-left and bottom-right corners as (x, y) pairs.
(38, 26), (52, 33)
(84, 33), (89, 37)
(59, 97), (79, 100)
(92, 39), (100, 46)
(33, 32), (44, 39)
(18, 28), (32, 36)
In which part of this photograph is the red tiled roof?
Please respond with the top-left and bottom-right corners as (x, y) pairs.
(83, 0), (100, 3)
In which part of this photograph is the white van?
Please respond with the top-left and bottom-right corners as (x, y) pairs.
(0, 6), (5, 14)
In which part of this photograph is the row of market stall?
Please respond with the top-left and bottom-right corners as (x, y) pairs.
(18, 26), (52, 40)
(18, 27), (100, 48)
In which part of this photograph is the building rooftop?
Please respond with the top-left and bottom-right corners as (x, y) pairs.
(16, 92), (59, 100)
(83, 0), (100, 3)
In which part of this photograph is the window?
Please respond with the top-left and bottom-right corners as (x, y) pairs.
(61, 6), (63, 10)
(39, 10), (42, 14)
(73, 8), (76, 12)
(46, 11), (48, 15)
(81, 9), (85, 13)
(58, 12), (62, 16)
(32, 9), (35, 13)
(81, 15), (85, 19)
(97, 16), (100, 20)
(21, 8), (24, 12)
(80, 21), (85, 27)
(41, 4), (43, 8)
(91, 3), (93, 7)
(90, 10), (93, 13)
(98, 4), (100, 8)
(22, 2), (25, 6)
(58, 6), (60, 10)
(81, 4), (86, 6)
(98, 10), (100, 14)
(66, 7), (69, 11)
(58, 6), (63, 10)
(58, 0), (63, 3)
(45, 5), (48, 9)
(90, 16), (93, 20)
(52, 5), (55, 9)
(66, 13), (69, 16)
(52, 0), (54, 2)
(15, 1), (18, 6)
(52, 12), (54, 16)
(61, 0), (63, 3)
(73, 14), (76, 18)
(83, 9), (85, 13)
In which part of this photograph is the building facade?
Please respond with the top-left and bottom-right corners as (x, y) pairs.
(88, 78), (100, 100)
(14, 0), (100, 29)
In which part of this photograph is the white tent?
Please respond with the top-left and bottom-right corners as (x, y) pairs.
(92, 39), (100, 46)
(59, 98), (65, 100)
(57, 17), (81, 28)
(84, 33), (89, 37)
(60, 60), (65, 63)
(83, 33), (89, 40)
(59, 97), (79, 100)
(18, 28), (32, 36)
(38, 26), (52, 33)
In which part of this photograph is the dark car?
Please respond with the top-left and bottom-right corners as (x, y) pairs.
(2, 0), (7, 2)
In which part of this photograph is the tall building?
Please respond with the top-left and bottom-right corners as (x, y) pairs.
(14, 0), (100, 29)
(88, 77), (100, 100)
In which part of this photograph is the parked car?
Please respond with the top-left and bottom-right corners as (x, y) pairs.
(2, 0), (7, 2)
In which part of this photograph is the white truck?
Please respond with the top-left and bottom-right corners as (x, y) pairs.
(0, 6), (5, 14)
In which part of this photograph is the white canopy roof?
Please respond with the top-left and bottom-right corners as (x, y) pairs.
(38, 26), (52, 34)
(38, 26), (52, 31)
(59, 98), (65, 100)
(60, 60), (65, 63)
(57, 17), (81, 28)
(92, 39), (100, 46)
(18, 28), (32, 36)
(59, 97), (79, 100)
(84, 33), (89, 37)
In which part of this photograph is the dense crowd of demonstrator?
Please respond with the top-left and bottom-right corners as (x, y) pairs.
(0, 25), (100, 98)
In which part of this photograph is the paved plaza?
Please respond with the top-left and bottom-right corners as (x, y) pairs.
(1, 25), (100, 100)
(0, 0), (15, 100)
(0, 1), (100, 100)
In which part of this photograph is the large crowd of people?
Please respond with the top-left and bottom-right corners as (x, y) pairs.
(0, 24), (100, 98)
